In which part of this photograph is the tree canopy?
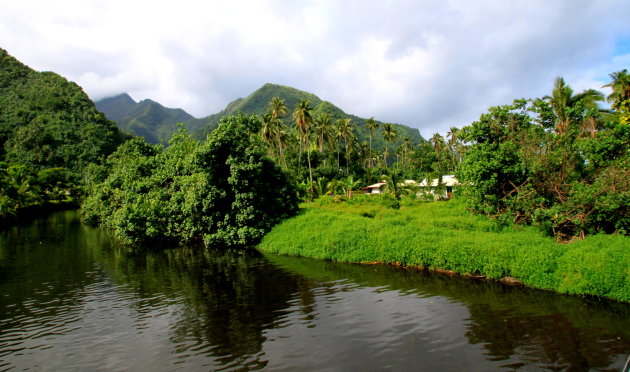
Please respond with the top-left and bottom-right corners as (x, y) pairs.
(82, 115), (299, 248)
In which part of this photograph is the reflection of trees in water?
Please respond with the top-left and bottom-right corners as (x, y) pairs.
(266, 254), (630, 370)
(0, 211), (101, 330)
(4, 213), (627, 371)
(106, 247), (305, 369)
(465, 304), (627, 370)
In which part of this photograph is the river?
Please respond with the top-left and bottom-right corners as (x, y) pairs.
(0, 211), (628, 371)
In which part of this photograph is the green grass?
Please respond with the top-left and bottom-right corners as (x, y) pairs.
(258, 196), (630, 302)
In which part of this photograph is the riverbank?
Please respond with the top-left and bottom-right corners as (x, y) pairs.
(257, 196), (630, 302)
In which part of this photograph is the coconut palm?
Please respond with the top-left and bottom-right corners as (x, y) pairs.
(381, 123), (397, 168)
(547, 77), (604, 136)
(430, 133), (446, 172)
(259, 111), (277, 159)
(313, 113), (333, 153)
(292, 99), (315, 183)
(357, 141), (370, 169)
(269, 96), (287, 121)
(267, 97), (289, 168)
(602, 69), (630, 110)
(274, 121), (290, 169)
(446, 126), (461, 167)
(401, 136), (411, 171)
(366, 117), (379, 168)
(337, 118), (354, 175)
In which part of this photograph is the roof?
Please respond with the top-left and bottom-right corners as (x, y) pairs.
(419, 175), (460, 187)
(363, 181), (386, 189)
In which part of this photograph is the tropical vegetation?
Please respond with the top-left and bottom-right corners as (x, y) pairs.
(0, 48), (126, 222)
(81, 115), (299, 248)
(258, 197), (630, 302)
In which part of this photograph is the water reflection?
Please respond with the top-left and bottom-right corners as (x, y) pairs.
(0, 211), (628, 371)
(263, 255), (630, 371)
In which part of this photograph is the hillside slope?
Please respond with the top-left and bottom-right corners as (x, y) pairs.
(190, 83), (424, 146)
(0, 48), (126, 172)
(95, 94), (197, 144)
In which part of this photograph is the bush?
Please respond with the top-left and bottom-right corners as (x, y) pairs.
(82, 115), (299, 249)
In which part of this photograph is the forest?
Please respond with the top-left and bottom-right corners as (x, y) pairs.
(1, 46), (628, 245)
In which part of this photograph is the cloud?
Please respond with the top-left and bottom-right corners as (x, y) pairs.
(1, 0), (629, 137)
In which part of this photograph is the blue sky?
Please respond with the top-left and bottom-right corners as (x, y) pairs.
(2, 0), (629, 138)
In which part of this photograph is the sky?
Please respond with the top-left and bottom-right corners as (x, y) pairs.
(2, 0), (629, 138)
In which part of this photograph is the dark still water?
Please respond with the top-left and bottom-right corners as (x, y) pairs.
(0, 211), (628, 371)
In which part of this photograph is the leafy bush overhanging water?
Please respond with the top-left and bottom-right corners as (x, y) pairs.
(82, 115), (299, 249)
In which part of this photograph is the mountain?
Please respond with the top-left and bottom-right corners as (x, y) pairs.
(95, 94), (196, 144)
(0, 48), (126, 172)
(96, 83), (424, 147)
(190, 83), (424, 146)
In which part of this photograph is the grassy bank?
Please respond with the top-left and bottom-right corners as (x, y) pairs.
(257, 196), (630, 302)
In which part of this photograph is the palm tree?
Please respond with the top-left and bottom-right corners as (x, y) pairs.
(269, 96), (287, 121)
(365, 117), (379, 168)
(430, 133), (446, 172)
(379, 174), (402, 199)
(602, 69), (630, 110)
(547, 77), (604, 136)
(292, 99), (315, 183)
(446, 126), (461, 167)
(333, 119), (343, 169)
(259, 111), (277, 159)
(327, 174), (361, 198)
(401, 136), (411, 171)
(274, 122), (290, 169)
(358, 141), (370, 170)
(381, 123), (397, 168)
(313, 113), (333, 153)
(338, 118), (354, 175)
(268, 97), (288, 169)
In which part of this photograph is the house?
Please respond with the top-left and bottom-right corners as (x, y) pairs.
(418, 175), (460, 199)
(362, 181), (387, 194)
(362, 176), (459, 199)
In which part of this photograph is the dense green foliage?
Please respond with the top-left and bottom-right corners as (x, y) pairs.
(95, 93), (203, 144)
(258, 197), (630, 302)
(0, 49), (126, 172)
(82, 115), (299, 248)
(0, 48), (127, 222)
(457, 82), (629, 238)
(0, 162), (78, 221)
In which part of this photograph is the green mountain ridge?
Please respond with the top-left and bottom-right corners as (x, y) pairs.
(0, 48), (126, 172)
(190, 83), (424, 147)
(96, 83), (424, 147)
(95, 93), (198, 144)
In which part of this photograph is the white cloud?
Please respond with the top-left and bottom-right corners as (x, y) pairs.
(1, 0), (629, 137)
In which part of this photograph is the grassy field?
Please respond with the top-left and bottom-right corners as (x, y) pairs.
(257, 196), (630, 302)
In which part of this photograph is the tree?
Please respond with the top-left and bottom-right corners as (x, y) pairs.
(268, 97), (289, 168)
(603, 69), (630, 110)
(82, 116), (299, 249)
(547, 77), (604, 136)
(603, 69), (630, 124)
(446, 126), (462, 167)
(260, 111), (277, 159)
(366, 117), (379, 169)
(292, 99), (315, 183)
(269, 96), (287, 121)
(313, 113), (333, 153)
(338, 118), (354, 175)
(430, 133), (446, 172)
(381, 123), (397, 168)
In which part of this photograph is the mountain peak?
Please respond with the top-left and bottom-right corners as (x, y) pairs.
(95, 94), (194, 144)
(100, 93), (136, 105)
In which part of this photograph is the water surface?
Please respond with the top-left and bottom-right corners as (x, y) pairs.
(0, 211), (628, 371)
